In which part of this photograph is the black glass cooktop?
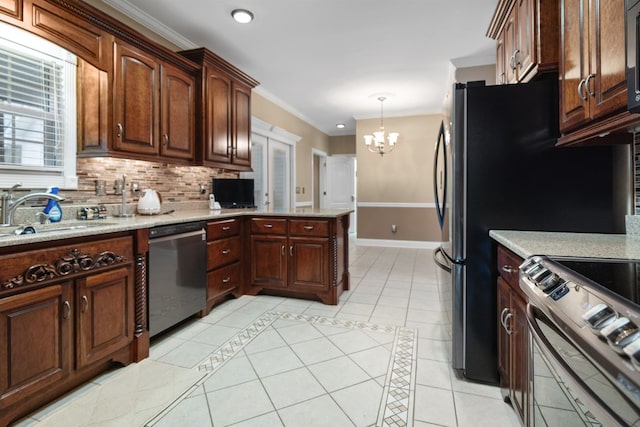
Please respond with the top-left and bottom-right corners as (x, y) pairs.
(553, 258), (640, 306)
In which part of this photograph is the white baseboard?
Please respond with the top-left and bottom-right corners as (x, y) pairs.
(355, 238), (442, 249)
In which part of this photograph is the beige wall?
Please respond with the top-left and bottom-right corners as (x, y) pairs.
(329, 135), (356, 155)
(455, 64), (496, 85)
(356, 114), (444, 242)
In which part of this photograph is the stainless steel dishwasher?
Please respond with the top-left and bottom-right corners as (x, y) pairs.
(148, 221), (206, 337)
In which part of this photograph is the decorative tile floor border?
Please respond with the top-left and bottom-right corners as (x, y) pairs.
(145, 311), (417, 427)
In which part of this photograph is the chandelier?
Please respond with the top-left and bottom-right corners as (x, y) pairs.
(363, 96), (399, 156)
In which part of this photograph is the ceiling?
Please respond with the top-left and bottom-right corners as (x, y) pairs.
(102, 0), (498, 136)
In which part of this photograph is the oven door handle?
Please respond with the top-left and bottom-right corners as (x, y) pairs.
(526, 303), (628, 426)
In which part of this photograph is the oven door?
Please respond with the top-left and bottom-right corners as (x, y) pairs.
(527, 304), (640, 426)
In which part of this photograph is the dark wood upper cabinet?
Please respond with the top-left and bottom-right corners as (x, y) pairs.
(160, 63), (196, 160)
(180, 47), (258, 171)
(488, 0), (558, 84)
(559, 0), (627, 135)
(113, 40), (160, 156)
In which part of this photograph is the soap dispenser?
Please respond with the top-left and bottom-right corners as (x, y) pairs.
(43, 187), (62, 222)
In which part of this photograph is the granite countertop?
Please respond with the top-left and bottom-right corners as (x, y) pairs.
(490, 230), (640, 260)
(0, 206), (353, 248)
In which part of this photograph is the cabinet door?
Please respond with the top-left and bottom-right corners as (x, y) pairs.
(250, 235), (287, 288)
(289, 237), (328, 291)
(510, 293), (529, 425)
(76, 267), (133, 369)
(0, 284), (72, 409)
(496, 32), (507, 85)
(504, 6), (519, 84)
(587, 0), (626, 120)
(205, 67), (232, 164)
(232, 81), (252, 167)
(516, 0), (535, 79)
(160, 63), (195, 160)
(497, 277), (511, 397)
(113, 40), (159, 155)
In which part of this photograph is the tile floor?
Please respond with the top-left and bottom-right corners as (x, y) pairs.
(15, 242), (520, 427)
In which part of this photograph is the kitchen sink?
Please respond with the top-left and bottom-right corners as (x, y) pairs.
(4, 222), (117, 236)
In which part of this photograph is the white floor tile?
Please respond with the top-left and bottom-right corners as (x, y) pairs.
(246, 345), (304, 377)
(157, 340), (218, 368)
(278, 395), (354, 427)
(202, 355), (258, 391)
(331, 379), (383, 426)
(261, 367), (326, 409)
(243, 327), (288, 355)
(454, 391), (520, 426)
(154, 393), (212, 427)
(276, 322), (324, 345)
(206, 379), (274, 425)
(231, 411), (284, 427)
(307, 356), (370, 392)
(414, 384), (457, 426)
(328, 329), (381, 354)
(348, 346), (392, 378)
(290, 336), (344, 365)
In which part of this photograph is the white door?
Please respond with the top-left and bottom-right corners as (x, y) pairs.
(326, 155), (356, 233)
(243, 133), (292, 211)
(268, 139), (290, 211)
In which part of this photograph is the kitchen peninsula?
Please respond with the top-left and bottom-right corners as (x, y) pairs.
(0, 206), (351, 427)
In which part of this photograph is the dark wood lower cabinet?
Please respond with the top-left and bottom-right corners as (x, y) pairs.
(247, 216), (349, 305)
(0, 235), (137, 426)
(497, 245), (530, 426)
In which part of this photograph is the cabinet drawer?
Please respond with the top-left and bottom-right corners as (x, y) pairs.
(289, 219), (329, 237)
(207, 218), (240, 240)
(208, 262), (241, 298)
(250, 218), (287, 234)
(207, 236), (241, 270)
(497, 245), (523, 287)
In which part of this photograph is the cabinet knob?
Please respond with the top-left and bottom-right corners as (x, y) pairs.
(577, 78), (588, 101)
(504, 313), (514, 335)
(584, 73), (596, 97)
(63, 300), (71, 319)
(501, 265), (516, 274)
(116, 123), (123, 138)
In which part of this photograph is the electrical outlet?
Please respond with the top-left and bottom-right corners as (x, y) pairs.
(296, 187), (300, 194)
(391, 224), (397, 233)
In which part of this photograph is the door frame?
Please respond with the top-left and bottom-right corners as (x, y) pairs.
(248, 117), (300, 210)
(312, 148), (327, 209)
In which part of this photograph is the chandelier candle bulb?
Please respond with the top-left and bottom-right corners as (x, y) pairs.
(364, 96), (399, 156)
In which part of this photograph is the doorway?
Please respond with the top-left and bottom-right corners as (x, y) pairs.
(243, 118), (299, 210)
(326, 155), (356, 233)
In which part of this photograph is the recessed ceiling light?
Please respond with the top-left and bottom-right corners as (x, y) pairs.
(231, 9), (254, 24)
(336, 123), (346, 129)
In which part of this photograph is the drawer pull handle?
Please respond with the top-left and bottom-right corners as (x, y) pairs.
(116, 123), (123, 138)
(222, 277), (231, 283)
(500, 307), (510, 328)
(63, 300), (71, 319)
(290, 245), (293, 256)
(502, 265), (516, 274)
(504, 313), (514, 335)
(82, 295), (89, 313)
(222, 226), (231, 231)
(303, 226), (314, 230)
(264, 224), (273, 228)
(222, 249), (231, 255)
(281, 245), (285, 256)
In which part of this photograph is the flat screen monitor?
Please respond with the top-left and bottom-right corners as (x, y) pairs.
(212, 178), (255, 208)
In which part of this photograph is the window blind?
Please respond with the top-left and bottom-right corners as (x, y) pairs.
(0, 43), (65, 170)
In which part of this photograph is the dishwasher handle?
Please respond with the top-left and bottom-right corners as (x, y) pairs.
(149, 229), (205, 244)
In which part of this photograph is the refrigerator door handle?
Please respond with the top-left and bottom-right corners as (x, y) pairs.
(433, 246), (455, 273)
(433, 120), (447, 230)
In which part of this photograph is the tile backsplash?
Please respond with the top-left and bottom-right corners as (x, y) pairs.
(11, 157), (236, 207)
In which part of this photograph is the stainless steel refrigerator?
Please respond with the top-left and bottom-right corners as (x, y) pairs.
(433, 79), (629, 384)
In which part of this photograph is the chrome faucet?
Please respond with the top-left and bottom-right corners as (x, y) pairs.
(116, 174), (134, 217)
(1, 184), (65, 226)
